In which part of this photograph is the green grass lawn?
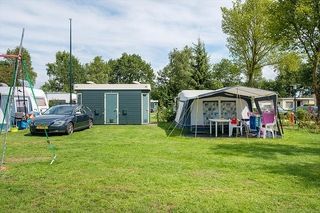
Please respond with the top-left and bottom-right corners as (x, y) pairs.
(0, 125), (319, 212)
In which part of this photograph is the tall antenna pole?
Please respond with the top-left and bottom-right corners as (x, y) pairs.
(69, 18), (73, 104)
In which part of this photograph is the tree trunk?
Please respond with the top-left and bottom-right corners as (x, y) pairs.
(247, 69), (254, 87)
(312, 56), (320, 122)
(316, 92), (320, 122)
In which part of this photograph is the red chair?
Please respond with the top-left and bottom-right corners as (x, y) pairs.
(229, 118), (242, 137)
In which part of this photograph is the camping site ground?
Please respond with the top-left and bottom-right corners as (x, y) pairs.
(0, 124), (319, 212)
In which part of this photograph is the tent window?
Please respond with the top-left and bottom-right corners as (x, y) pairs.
(221, 101), (237, 119)
(259, 100), (274, 112)
(203, 101), (219, 125)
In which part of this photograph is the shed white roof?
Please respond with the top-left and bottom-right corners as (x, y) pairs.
(74, 84), (151, 91)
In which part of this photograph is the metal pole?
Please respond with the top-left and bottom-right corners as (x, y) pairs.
(1, 28), (24, 167)
(69, 18), (72, 104)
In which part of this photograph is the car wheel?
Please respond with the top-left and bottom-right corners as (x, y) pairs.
(88, 119), (93, 129)
(66, 122), (74, 135)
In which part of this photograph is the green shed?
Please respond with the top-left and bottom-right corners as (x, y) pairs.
(74, 84), (151, 125)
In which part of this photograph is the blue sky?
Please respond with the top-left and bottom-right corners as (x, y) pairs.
(0, 0), (275, 88)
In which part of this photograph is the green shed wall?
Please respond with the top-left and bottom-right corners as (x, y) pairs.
(76, 90), (149, 125)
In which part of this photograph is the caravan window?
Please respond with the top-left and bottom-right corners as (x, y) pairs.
(16, 99), (29, 113)
(36, 97), (47, 106)
(221, 101), (237, 119)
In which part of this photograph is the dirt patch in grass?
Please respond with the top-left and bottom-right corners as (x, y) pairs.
(7, 157), (50, 163)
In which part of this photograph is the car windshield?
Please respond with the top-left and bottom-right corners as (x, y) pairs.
(43, 105), (75, 115)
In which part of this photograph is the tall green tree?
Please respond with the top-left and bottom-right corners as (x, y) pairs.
(191, 39), (212, 89)
(84, 56), (110, 84)
(155, 46), (194, 107)
(212, 59), (242, 87)
(272, 0), (320, 118)
(41, 51), (85, 92)
(108, 53), (155, 85)
(221, 0), (276, 86)
(0, 47), (37, 85)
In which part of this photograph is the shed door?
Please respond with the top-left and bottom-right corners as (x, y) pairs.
(104, 93), (119, 124)
(141, 93), (149, 124)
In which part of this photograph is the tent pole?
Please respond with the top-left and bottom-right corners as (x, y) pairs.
(195, 98), (198, 138)
(1, 28), (24, 168)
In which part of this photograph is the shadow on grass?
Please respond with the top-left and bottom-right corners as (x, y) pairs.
(157, 122), (188, 137)
(267, 162), (320, 188)
(211, 143), (320, 159)
(212, 143), (320, 187)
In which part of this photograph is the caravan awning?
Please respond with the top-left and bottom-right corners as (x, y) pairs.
(178, 90), (214, 101)
(198, 86), (277, 99)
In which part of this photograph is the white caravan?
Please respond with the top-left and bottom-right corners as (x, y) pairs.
(0, 86), (49, 116)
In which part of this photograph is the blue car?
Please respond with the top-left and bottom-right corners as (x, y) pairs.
(30, 104), (93, 135)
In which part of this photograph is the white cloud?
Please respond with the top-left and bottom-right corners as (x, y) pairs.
(0, 0), (234, 88)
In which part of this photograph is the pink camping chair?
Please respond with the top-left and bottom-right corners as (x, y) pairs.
(260, 112), (276, 139)
(229, 118), (242, 137)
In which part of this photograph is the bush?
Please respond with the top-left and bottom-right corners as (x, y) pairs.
(296, 108), (310, 121)
(295, 108), (320, 131)
(157, 106), (176, 122)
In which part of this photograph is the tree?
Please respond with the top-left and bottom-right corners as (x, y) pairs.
(108, 53), (155, 85)
(0, 47), (37, 86)
(272, 0), (320, 119)
(221, 0), (276, 86)
(191, 39), (213, 89)
(212, 59), (242, 87)
(84, 56), (110, 84)
(155, 46), (194, 109)
(41, 51), (85, 92)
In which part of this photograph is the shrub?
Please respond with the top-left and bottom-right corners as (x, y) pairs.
(157, 106), (176, 122)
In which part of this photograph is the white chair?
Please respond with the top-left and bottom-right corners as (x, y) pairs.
(229, 118), (242, 137)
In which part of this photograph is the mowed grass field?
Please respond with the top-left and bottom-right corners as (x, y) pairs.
(0, 124), (319, 212)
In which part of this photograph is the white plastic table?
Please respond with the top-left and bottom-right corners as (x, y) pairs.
(209, 118), (230, 137)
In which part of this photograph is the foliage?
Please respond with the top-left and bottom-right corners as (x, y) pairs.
(296, 108), (319, 131)
(157, 106), (176, 122)
(155, 41), (219, 112)
(0, 60), (12, 85)
(260, 60), (313, 97)
(271, 0), (320, 119)
(156, 46), (194, 108)
(84, 56), (110, 84)
(0, 47), (37, 86)
(190, 39), (213, 89)
(221, 0), (277, 86)
(212, 59), (242, 87)
(0, 127), (319, 211)
(108, 53), (155, 85)
(41, 51), (85, 92)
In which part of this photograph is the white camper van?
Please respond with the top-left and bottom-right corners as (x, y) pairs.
(0, 86), (49, 115)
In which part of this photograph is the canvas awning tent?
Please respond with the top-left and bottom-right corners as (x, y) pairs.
(174, 86), (282, 136)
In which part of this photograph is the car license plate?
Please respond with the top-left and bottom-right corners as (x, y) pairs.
(36, 125), (48, 130)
